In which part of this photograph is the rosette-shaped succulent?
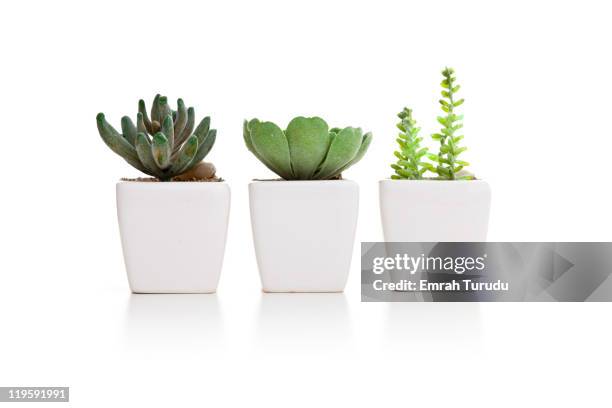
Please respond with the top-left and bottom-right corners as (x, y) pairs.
(243, 116), (372, 180)
(96, 94), (216, 181)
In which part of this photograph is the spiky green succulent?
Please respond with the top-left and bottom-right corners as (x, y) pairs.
(391, 108), (429, 180)
(243, 116), (372, 180)
(96, 94), (216, 181)
(390, 67), (474, 180)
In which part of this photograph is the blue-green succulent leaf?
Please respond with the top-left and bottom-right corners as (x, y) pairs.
(150, 94), (161, 122)
(138, 99), (152, 133)
(135, 132), (161, 176)
(193, 116), (211, 144)
(178, 107), (195, 143)
(121, 116), (137, 146)
(96, 113), (149, 174)
(169, 135), (198, 175)
(174, 98), (187, 142)
(186, 129), (216, 172)
(136, 112), (149, 135)
(151, 132), (171, 170)
(158, 96), (172, 124)
(161, 114), (174, 148)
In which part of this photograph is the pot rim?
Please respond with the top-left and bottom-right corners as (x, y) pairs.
(379, 178), (487, 184)
(117, 180), (227, 184)
(250, 179), (355, 184)
(116, 180), (229, 191)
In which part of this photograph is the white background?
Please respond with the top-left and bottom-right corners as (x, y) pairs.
(1, 0), (611, 406)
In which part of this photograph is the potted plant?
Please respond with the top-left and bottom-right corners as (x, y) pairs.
(244, 116), (372, 292)
(379, 68), (491, 242)
(96, 94), (230, 293)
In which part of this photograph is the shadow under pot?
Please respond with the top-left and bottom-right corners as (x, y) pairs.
(249, 180), (359, 292)
(116, 181), (230, 293)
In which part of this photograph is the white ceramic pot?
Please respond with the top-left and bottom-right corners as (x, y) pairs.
(379, 180), (491, 242)
(116, 181), (230, 293)
(249, 180), (359, 292)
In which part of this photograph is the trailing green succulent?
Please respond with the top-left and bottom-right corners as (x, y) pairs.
(391, 108), (429, 180)
(391, 67), (474, 180)
(243, 116), (372, 180)
(96, 94), (216, 181)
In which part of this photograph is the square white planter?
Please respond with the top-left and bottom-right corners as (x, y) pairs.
(379, 179), (491, 242)
(116, 181), (230, 293)
(249, 180), (359, 292)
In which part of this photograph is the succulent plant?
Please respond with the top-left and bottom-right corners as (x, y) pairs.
(391, 108), (429, 180)
(96, 94), (216, 181)
(428, 67), (470, 180)
(390, 67), (473, 180)
(243, 116), (372, 180)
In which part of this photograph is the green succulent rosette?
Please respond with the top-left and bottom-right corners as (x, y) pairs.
(243, 116), (372, 180)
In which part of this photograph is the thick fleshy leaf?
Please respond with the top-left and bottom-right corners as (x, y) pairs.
(138, 99), (152, 133)
(335, 132), (372, 175)
(135, 132), (161, 176)
(285, 116), (330, 179)
(193, 116), (210, 144)
(243, 119), (256, 152)
(174, 99), (187, 141)
(314, 127), (363, 179)
(96, 113), (149, 174)
(177, 107), (195, 144)
(161, 115), (174, 148)
(243, 119), (272, 169)
(121, 116), (137, 146)
(186, 129), (216, 172)
(168, 135), (198, 176)
(96, 114), (138, 162)
(151, 132), (171, 170)
(136, 112), (149, 135)
(247, 119), (293, 179)
(158, 96), (172, 123)
(150, 94), (161, 122)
